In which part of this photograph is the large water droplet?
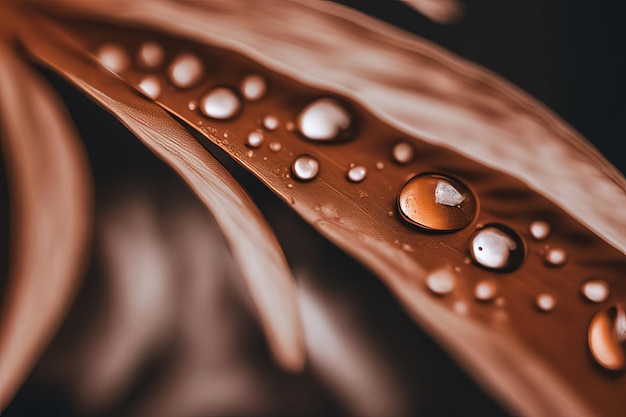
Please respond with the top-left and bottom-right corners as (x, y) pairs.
(582, 279), (610, 303)
(199, 87), (241, 120)
(97, 43), (130, 73)
(246, 131), (264, 148)
(138, 76), (161, 99)
(292, 155), (319, 181)
(469, 224), (525, 271)
(297, 98), (352, 141)
(474, 279), (498, 301)
(137, 41), (165, 69)
(168, 53), (204, 89)
(426, 269), (455, 296)
(535, 293), (557, 312)
(347, 166), (367, 183)
(397, 173), (477, 231)
(392, 141), (415, 164)
(544, 247), (567, 267)
(588, 304), (626, 372)
(241, 74), (267, 101)
(529, 220), (550, 240)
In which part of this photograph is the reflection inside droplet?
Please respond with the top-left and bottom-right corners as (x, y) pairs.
(292, 155), (319, 181)
(168, 53), (204, 89)
(469, 224), (525, 271)
(297, 98), (352, 141)
(200, 87), (241, 120)
(588, 304), (626, 372)
(397, 173), (477, 232)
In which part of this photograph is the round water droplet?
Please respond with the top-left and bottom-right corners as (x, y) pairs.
(347, 166), (367, 183)
(168, 53), (204, 89)
(292, 155), (319, 181)
(535, 293), (557, 312)
(397, 173), (477, 231)
(263, 115), (279, 131)
(426, 269), (455, 296)
(376, 161), (385, 170)
(97, 43), (129, 73)
(544, 247), (567, 267)
(588, 304), (626, 372)
(297, 98), (352, 141)
(246, 131), (264, 148)
(582, 279), (610, 303)
(392, 141), (415, 164)
(241, 74), (267, 101)
(138, 75), (161, 99)
(188, 100), (198, 111)
(137, 41), (164, 69)
(529, 220), (550, 240)
(469, 224), (525, 271)
(474, 279), (498, 301)
(269, 142), (282, 152)
(200, 87), (241, 120)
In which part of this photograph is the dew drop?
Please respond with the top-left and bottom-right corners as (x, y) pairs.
(376, 161), (385, 170)
(347, 166), (367, 183)
(246, 131), (264, 148)
(392, 141), (415, 164)
(263, 115), (279, 131)
(137, 41), (165, 69)
(544, 247), (567, 267)
(286, 121), (295, 131)
(137, 75), (161, 99)
(397, 173), (477, 231)
(200, 87), (241, 120)
(269, 142), (282, 152)
(469, 224), (525, 271)
(246, 150), (254, 158)
(297, 98), (352, 141)
(529, 220), (550, 240)
(426, 269), (455, 296)
(188, 100), (198, 111)
(97, 43), (130, 73)
(454, 301), (468, 315)
(494, 297), (506, 307)
(588, 304), (626, 372)
(292, 155), (319, 181)
(168, 53), (204, 89)
(241, 74), (267, 101)
(535, 293), (557, 312)
(474, 279), (498, 301)
(582, 279), (610, 303)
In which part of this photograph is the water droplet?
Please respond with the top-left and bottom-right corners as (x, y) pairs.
(297, 98), (352, 141)
(200, 87), (241, 120)
(292, 155), (319, 181)
(454, 301), (468, 315)
(376, 161), (385, 170)
(582, 279), (610, 303)
(588, 304), (626, 372)
(241, 74), (267, 101)
(392, 141), (415, 164)
(286, 121), (295, 131)
(188, 100), (198, 111)
(426, 269), (455, 296)
(494, 297), (506, 307)
(168, 53), (204, 89)
(535, 293), (556, 312)
(137, 75), (161, 99)
(397, 173), (477, 231)
(97, 43), (129, 73)
(269, 142), (282, 152)
(246, 150), (254, 158)
(544, 247), (567, 267)
(263, 115), (279, 131)
(469, 224), (525, 271)
(246, 131), (264, 148)
(474, 279), (498, 301)
(529, 220), (550, 240)
(137, 41), (164, 69)
(347, 166), (367, 183)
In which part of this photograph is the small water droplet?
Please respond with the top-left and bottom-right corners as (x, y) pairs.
(474, 279), (498, 301)
(292, 155), (319, 181)
(246, 131), (264, 148)
(188, 100), (198, 111)
(397, 173), (477, 231)
(296, 98), (352, 141)
(392, 141), (415, 164)
(200, 87), (241, 120)
(387, 211), (394, 217)
(376, 161), (385, 170)
(402, 243), (413, 252)
(347, 166), (367, 183)
(286, 121), (295, 131)
(494, 296), (506, 307)
(269, 142), (282, 152)
(588, 304), (626, 372)
(241, 74), (267, 101)
(529, 220), (550, 240)
(469, 224), (525, 271)
(263, 115), (279, 131)
(168, 53), (204, 89)
(582, 279), (610, 303)
(426, 269), (455, 296)
(97, 43), (129, 73)
(137, 75), (161, 99)
(544, 247), (567, 267)
(137, 41), (164, 69)
(454, 301), (468, 315)
(453, 265), (462, 273)
(535, 293), (556, 312)
(246, 150), (254, 158)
